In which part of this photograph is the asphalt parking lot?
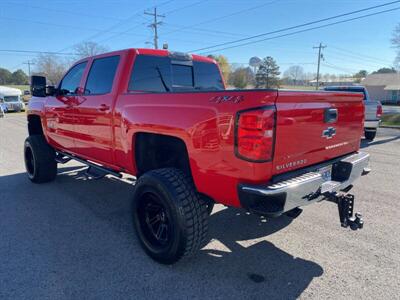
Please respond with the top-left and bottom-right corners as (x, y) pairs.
(1, 114), (399, 299)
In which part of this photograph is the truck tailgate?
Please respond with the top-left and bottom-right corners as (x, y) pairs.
(272, 90), (364, 175)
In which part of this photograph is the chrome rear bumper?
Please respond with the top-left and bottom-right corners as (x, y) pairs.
(364, 120), (380, 129)
(238, 152), (370, 217)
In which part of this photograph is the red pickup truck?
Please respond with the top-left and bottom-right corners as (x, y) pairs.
(26, 48), (370, 264)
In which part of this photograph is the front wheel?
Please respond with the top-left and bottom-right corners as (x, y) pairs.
(132, 168), (209, 264)
(364, 130), (377, 141)
(24, 135), (57, 183)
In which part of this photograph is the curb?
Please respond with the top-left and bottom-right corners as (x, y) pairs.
(380, 125), (400, 129)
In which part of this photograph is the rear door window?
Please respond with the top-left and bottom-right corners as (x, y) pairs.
(84, 56), (120, 95)
(59, 62), (87, 95)
(129, 55), (171, 92)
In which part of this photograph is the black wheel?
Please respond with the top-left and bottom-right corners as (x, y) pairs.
(132, 168), (209, 264)
(24, 135), (57, 183)
(364, 130), (376, 141)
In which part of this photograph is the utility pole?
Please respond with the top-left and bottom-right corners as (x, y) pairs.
(313, 43), (326, 90)
(144, 7), (165, 49)
(23, 60), (35, 78)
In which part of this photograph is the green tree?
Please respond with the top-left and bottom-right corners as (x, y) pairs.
(256, 56), (280, 88)
(353, 70), (368, 83)
(0, 68), (12, 85)
(372, 67), (397, 74)
(11, 69), (29, 85)
(229, 67), (254, 89)
(208, 54), (231, 83)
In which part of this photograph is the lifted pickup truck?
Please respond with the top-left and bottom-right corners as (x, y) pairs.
(26, 48), (370, 264)
(324, 86), (382, 141)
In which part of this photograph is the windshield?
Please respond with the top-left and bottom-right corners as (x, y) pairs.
(3, 96), (20, 102)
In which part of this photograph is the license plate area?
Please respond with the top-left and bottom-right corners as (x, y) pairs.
(318, 165), (332, 182)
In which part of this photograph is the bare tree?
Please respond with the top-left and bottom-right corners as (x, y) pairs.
(391, 23), (400, 69)
(34, 54), (68, 85)
(73, 41), (109, 59)
(283, 65), (304, 85)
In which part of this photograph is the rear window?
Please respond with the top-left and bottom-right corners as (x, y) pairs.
(85, 56), (120, 95)
(128, 55), (224, 92)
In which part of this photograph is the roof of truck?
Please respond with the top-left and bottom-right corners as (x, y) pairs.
(76, 48), (216, 65)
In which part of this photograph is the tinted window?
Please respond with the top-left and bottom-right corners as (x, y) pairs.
(172, 64), (193, 87)
(85, 56), (120, 95)
(128, 55), (224, 92)
(194, 61), (224, 90)
(129, 55), (171, 92)
(60, 62), (87, 95)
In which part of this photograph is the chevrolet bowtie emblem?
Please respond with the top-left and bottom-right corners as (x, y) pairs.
(322, 127), (336, 139)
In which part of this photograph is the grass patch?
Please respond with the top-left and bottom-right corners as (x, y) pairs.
(381, 114), (400, 126)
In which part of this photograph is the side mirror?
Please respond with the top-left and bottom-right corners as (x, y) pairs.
(46, 86), (56, 96)
(23, 90), (30, 95)
(31, 76), (46, 97)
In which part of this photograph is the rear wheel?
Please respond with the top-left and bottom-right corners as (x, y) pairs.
(24, 135), (57, 183)
(364, 130), (377, 141)
(132, 168), (209, 264)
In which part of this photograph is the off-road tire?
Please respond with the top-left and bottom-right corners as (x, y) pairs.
(132, 168), (209, 264)
(24, 135), (57, 183)
(364, 130), (376, 141)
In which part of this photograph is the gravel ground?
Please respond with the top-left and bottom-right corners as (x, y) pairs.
(1, 114), (399, 299)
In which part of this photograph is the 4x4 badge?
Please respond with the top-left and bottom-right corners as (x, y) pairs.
(322, 127), (336, 139)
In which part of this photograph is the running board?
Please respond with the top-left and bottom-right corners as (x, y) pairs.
(55, 151), (123, 179)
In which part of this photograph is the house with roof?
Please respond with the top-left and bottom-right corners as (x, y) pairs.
(362, 73), (400, 104)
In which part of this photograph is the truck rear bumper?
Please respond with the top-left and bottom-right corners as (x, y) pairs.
(238, 152), (370, 217)
(364, 120), (380, 130)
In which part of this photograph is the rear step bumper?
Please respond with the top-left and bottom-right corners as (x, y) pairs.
(238, 152), (370, 217)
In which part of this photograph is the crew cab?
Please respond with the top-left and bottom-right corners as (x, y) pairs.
(25, 48), (370, 264)
(324, 86), (382, 141)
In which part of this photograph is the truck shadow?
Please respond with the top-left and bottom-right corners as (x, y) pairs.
(360, 136), (400, 148)
(0, 166), (323, 299)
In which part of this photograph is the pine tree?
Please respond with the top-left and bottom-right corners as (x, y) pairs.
(255, 56), (280, 88)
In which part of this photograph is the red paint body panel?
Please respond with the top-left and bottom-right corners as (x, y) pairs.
(27, 48), (364, 208)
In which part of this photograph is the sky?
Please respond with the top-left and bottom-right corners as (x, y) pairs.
(0, 0), (399, 76)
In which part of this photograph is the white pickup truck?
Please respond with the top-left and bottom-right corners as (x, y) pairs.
(324, 86), (382, 141)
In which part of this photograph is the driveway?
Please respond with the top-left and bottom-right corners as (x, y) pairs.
(1, 114), (399, 299)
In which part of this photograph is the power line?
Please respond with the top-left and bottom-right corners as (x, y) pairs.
(57, 0), (175, 53)
(328, 46), (394, 65)
(23, 61), (35, 77)
(152, 0), (279, 41)
(195, 6), (400, 54)
(144, 7), (165, 49)
(0, 49), (75, 56)
(163, 0), (206, 14)
(189, 1), (400, 53)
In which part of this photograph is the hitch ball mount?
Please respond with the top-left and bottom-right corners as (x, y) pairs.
(326, 193), (364, 230)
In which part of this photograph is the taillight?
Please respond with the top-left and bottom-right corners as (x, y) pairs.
(235, 107), (275, 162)
(376, 104), (383, 118)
